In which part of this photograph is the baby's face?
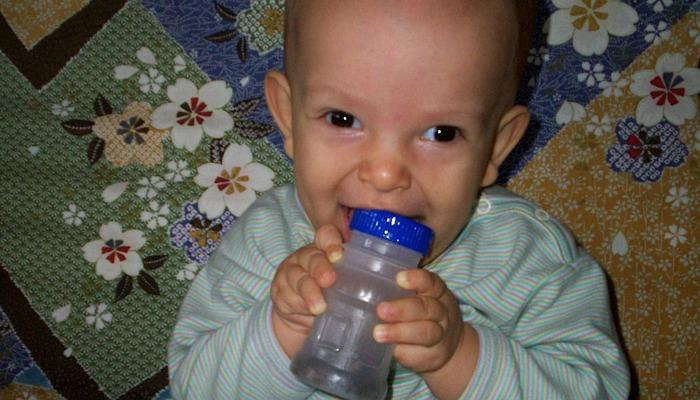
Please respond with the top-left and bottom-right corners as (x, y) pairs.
(280, 1), (520, 260)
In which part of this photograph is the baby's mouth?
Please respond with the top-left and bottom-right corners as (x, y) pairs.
(334, 206), (352, 242)
(343, 205), (353, 227)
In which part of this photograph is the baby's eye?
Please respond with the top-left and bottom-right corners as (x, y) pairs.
(421, 125), (460, 142)
(325, 110), (362, 129)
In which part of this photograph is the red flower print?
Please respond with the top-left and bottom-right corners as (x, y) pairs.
(177, 97), (213, 126)
(649, 72), (685, 106)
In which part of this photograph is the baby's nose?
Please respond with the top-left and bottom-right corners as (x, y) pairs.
(357, 156), (411, 192)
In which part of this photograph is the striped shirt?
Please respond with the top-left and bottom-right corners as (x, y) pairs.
(169, 184), (629, 399)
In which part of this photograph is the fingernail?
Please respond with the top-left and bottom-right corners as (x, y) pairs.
(328, 250), (342, 263)
(396, 271), (409, 287)
(373, 325), (388, 343)
(310, 301), (326, 315)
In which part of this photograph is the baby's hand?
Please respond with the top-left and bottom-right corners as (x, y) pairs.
(373, 269), (464, 373)
(270, 225), (343, 356)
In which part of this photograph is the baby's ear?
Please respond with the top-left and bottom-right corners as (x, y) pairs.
(481, 105), (530, 187)
(264, 70), (295, 159)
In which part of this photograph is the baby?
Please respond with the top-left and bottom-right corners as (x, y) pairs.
(169, 1), (630, 399)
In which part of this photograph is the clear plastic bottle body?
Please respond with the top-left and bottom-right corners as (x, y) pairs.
(290, 231), (423, 400)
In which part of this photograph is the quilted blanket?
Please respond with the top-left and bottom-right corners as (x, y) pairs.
(0, 1), (697, 399)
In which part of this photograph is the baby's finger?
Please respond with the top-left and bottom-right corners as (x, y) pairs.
(271, 281), (310, 316)
(376, 296), (445, 323)
(298, 247), (336, 288)
(275, 262), (317, 312)
(315, 224), (344, 263)
(297, 273), (327, 315)
(283, 261), (311, 293)
(373, 321), (443, 346)
(396, 269), (447, 299)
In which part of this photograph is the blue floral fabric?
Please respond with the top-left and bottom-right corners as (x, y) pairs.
(606, 117), (689, 182)
(143, 0), (287, 157)
(505, 0), (696, 182)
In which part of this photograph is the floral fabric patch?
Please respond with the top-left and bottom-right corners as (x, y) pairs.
(606, 117), (688, 182)
(169, 201), (237, 265)
(0, 1), (292, 398)
(509, 11), (700, 398)
(0, 0), (89, 49)
(501, 0), (696, 182)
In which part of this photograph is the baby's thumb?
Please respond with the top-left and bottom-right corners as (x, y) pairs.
(315, 224), (344, 263)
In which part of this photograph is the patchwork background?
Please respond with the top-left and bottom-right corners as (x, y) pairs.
(0, 1), (697, 399)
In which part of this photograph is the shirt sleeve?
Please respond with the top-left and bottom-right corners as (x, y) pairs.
(459, 253), (630, 399)
(168, 197), (314, 399)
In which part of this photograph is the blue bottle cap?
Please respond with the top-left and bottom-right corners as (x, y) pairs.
(350, 209), (434, 255)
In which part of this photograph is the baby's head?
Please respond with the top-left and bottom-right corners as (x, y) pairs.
(266, 0), (535, 260)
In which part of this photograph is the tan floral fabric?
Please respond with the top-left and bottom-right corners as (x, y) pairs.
(508, 12), (700, 399)
(0, 0), (89, 49)
(92, 102), (170, 167)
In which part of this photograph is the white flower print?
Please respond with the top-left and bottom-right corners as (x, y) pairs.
(598, 71), (628, 97)
(52, 304), (71, 323)
(15, 392), (38, 400)
(82, 222), (146, 280)
(85, 303), (113, 330)
(647, 0), (672, 13)
(665, 186), (689, 209)
(195, 143), (274, 218)
(586, 114), (612, 136)
(136, 176), (166, 199)
(644, 21), (670, 45)
(174, 55), (186, 72)
(664, 225), (687, 247)
(555, 100), (586, 125)
(114, 47), (167, 93)
(631, 53), (700, 127)
(546, 0), (639, 56)
(137, 47), (157, 65)
(140, 201), (170, 229)
(578, 61), (606, 87)
(176, 263), (199, 281)
(114, 65), (139, 80)
(611, 231), (628, 256)
(139, 67), (166, 94)
(164, 160), (193, 182)
(102, 181), (128, 203)
(151, 79), (234, 152)
(51, 100), (74, 117)
(690, 20), (700, 45)
(527, 46), (550, 66)
(63, 204), (86, 226)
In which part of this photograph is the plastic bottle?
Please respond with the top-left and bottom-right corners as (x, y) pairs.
(290, 209), (434, 400)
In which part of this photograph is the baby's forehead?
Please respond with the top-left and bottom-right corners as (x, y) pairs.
(285, 1), (520, 86)
(285, 0), (533, 87)
(284, 1), (521, 66)
(286, 1), (518, 32)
